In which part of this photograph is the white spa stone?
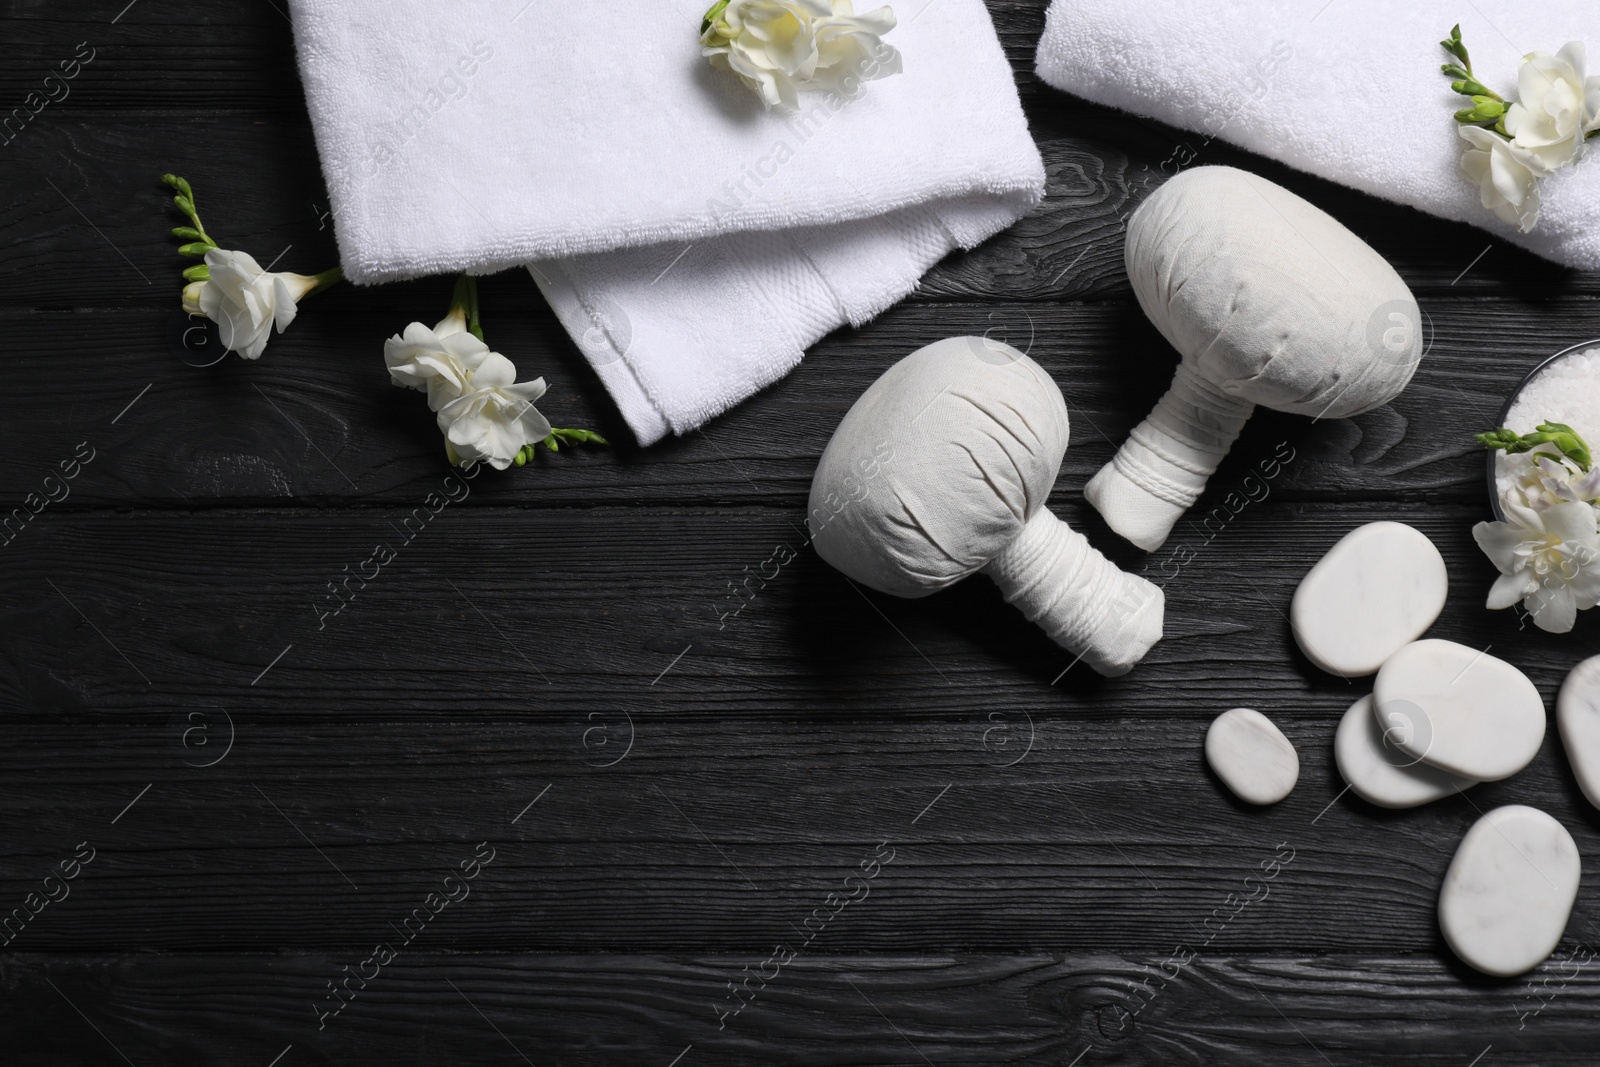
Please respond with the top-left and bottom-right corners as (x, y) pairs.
(1439, 805), (1580, 977)
(1290, 522), (1448, 677)
(1333, 695), (1476, 808)
(1373, 639), (1545, 781)
(1205, 708), (1299, 805)
(1558, 655), (1600, 811)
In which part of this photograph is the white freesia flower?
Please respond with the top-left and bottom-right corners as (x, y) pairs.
(1440, 30), (1600, 234)
(1458, 125), (1548, 232)
(383, 308), (552, 470)
(1501, 448), (1600, 510)
(700, 0), (900, 110)
(1503, 42), (1600, 171)
(384, 308), (499, 411)
(186, 248), (321, 360)
(1474, 496), (1600, 633)
(438, 371), (552, 471)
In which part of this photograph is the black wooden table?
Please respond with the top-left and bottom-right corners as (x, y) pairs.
(5, 3), (1599, 1064)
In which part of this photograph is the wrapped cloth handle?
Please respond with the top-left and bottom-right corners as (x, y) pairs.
(981, 508), (1165, 677)
(1085, 363), (1255, 551)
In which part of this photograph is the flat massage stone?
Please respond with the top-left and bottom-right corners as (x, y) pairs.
(1439, 805), (1580, 977)
(1373, 639), (1545, 781)
(1558, 655), (1600, 811)
(1334, 694), (1477, 808)
(1290, 522), (1447, 676)
(1205, 708), (1299, 805)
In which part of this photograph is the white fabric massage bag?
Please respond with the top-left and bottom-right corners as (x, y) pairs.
(808, 337), (1164, 677)
(1086, 165), (1423, 551)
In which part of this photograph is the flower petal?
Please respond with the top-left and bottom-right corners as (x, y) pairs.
(1568, 466), (1600, 501)
(1530, 581), (1579, 633)
(467, 351), (518, 389)
(1488, 569), (1535, 609)
(1568, 556), (1600, 610)
(1541, 500), (1598, 543)
(271, 275), (302, 334)
(1473, 519), (1532, 572)
(1488, 139), (1533, 206)
(433, 308), (470, 338)
(1558, 41), (1587, 81)
(1503, 496), (1546, 531)
(1459, 145), (1491, 188)
(504, 377), (549, 405)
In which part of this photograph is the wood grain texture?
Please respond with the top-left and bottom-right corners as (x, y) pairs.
(0, 502), (1597, 955)
(0, 297), (1590, 509)
(5, 952), (1600, 1065)
(5, 0), (1600, 1061)
(3, 502), (1587, 716)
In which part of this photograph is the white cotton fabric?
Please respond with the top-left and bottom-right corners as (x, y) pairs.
(1035, 1), (1600, 270)
(808, 337), (1164, 676)
(1084, 166), (1421, 552)
(287, 0), (1044, 445)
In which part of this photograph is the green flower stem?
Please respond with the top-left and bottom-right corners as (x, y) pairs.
(1477, 422), (1594, 471)
(701, 0), (729, 35)
(306, 266), (344, 298)
(1447, 76), (1503, 102)
(1439, 26), (1507, 116)
(1453, 95), (1509, 132)
(1440, 24), (1474, 75)
(513, 428), (610, 465)
(467, 275), (483, 342)
(448, 274), (484, 341)
(162, 173), (218, 252)
(547, 427), (608, 447)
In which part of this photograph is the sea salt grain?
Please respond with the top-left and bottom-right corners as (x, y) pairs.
(1503, 349), (1600, 435)
(1495, 347), (1600, 494)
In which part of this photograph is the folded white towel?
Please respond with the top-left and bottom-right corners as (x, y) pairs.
(289, 0), (1044, 445)
(1035, 2), (1600, 270)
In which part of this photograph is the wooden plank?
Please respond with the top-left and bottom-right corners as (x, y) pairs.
(0, 297), (1582, 508)
(0, 500), (1593, 952)
(3, 952), (1597, 1064)
(0, 3), (301, 111)
(3, 115), (338, 308)
(0, 502), (1564, 715)
(0, 707), (1589, 956)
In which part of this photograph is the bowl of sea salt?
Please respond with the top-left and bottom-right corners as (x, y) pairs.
(1488, 339), (1600, 521)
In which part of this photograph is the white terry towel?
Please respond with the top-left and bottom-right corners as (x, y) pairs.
(1035, 2), (1600, 270)
(288, 0), (1044, 445)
